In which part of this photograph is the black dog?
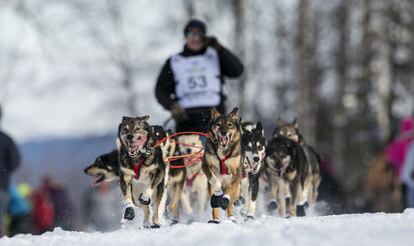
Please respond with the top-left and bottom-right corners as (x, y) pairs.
(265, 135), (308, 217)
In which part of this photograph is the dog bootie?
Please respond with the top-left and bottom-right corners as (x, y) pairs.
(211, 191), (224, 208)
(150, 224), (161, 229)
(297, 205), (306, 217)
(220, 194), (230, 210)
(123, 207), (135, 220)
(267, 200), (278, 211)
(139, 193), (151, 206)
(208, 219), (220, 224)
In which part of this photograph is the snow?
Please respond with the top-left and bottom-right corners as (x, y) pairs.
(2, 209), (414, 246)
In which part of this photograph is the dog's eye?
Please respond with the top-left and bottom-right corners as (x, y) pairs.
(228, 123), (234, 128)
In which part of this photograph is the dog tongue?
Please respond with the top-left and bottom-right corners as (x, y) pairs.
(132, 135), (147, 148)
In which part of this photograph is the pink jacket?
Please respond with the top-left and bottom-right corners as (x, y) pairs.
(386, 117), (414, 177)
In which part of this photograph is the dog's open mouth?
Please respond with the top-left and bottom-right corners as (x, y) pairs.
(93, 173), (105, 185)
(126, 135), (147, 156)
(219, 135), (229, 148)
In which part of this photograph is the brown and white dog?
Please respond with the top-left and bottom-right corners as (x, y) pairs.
(202, 108), (243, 223)
(177, 134), (208, 220)
(117, 116), (167, 228)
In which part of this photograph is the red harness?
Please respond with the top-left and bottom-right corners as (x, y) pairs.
(186, 172), (200, 187)
(219, 155), (231, 175)
(133, 157), (146, 180)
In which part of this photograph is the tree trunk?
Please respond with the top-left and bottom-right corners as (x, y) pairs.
(232, 0), (246, 116)
(377, 0), (392, 144)
(333, 0), (349, 179)
(297, 0), (315, 145)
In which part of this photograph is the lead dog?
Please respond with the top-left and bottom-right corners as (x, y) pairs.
(202, 108), (243, 224)
(238, 121), (266, 221)
(117, 116), (166, 228)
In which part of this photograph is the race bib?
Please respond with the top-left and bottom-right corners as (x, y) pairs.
(170, 48), (221, 109)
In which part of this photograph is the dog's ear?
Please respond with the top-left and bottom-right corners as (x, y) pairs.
(256, 121), (263, 132)
(292, 118), (298, 129)
(122, 116), (131, 122)
(138, 115), (150, 121)
(228, 107), (239, 119)
(211, 108), (221, 120)
(276, 117), (284, 127)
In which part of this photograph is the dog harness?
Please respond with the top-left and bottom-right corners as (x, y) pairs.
(133, 157), (146, 180)
(219, 155), (230, 175)
(186, 172), (200, 187)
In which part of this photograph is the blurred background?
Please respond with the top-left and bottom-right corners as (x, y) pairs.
(1, 0), (413, 234)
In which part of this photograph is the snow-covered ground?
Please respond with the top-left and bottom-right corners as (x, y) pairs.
(2, 209), (414, 246)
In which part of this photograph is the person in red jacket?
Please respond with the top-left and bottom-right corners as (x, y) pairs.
(31, 190), (54, 235)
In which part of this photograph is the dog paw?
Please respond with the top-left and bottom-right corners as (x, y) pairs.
(123, 207), (135, 220)
(267, 200), (278, 211)
(244, 215), (255, 222)
(211, 191), (223, 208)
(234, 196), (245, 207)
(228, 216), (237, 224)
(220, 194), (230, 210)
(139, 193), (151, 206)
(150, 224), (161, 229)
(208, 219), (220, 224)
(171, 219), (179, 226)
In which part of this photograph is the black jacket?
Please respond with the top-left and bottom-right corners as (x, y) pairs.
(155, 44), (244, 114)
(0, 131), (21, 190)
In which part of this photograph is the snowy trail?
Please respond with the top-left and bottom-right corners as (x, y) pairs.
(2, 210), (414, 246)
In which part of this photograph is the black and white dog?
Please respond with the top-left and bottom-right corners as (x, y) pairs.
(117, 116), (167, 228)
(84, 150), (119, 185)
(238, 121), (266, 221)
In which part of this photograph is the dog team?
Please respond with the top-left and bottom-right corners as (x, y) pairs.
(84, 107), (321, 228)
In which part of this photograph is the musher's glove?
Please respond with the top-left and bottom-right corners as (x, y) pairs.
(204, 36), (222, 50)
(171, 102), (187, 122)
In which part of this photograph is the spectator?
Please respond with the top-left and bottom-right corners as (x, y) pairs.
(155, 18), (244, 133)
(7, 184), (31, 236)
(385, 117), (414, 177)
(41, 176), (75, 231)
(401, 141), (414, 208)
(0, 105), (21, 237)
(31, 188), (54, 235)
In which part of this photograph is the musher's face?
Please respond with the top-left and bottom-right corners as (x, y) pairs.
(185, 29), (205, 52)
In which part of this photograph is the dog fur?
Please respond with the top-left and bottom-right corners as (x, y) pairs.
(202, 107), (243, 223)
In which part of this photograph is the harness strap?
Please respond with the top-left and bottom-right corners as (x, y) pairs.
(133, 157), (146, 179)
(219, 155), (230, 175)
(186, 172), (200, 187)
